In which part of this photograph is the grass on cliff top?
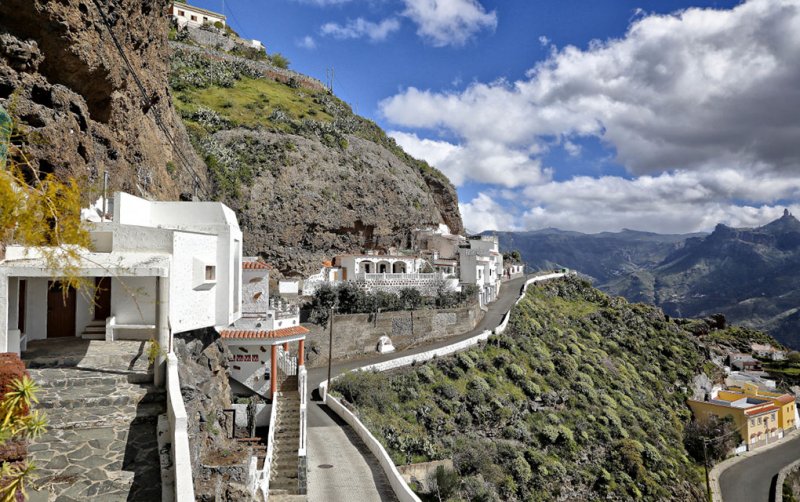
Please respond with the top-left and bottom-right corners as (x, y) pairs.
(173, 77), (333, 130)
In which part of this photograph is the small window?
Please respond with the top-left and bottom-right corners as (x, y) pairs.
(203, 16), (208, 21)
(191, 15), (197, 21)
(178, 9), (185, 16)
(205, 265), (216, 281)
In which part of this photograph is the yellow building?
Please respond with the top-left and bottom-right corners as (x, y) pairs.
(717, 383), (797, 432)
(689, 396), (781, 451)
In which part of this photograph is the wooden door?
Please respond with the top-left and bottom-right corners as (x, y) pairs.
(17, 280), (26, 332)
(47, 281), (76, 338)
(94, 277), (111, 321)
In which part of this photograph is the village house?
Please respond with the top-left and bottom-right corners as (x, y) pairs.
(718, 383), (798, 432)
(504, 262), (525, 280)
(729, 353), (761, 371)
(751, 343), (786, 361)
(219, 258), (307, 399)
(0, 192), (242, 382)
(330, 251), (460, 296)
(458, 235), (503, 307)
(688, 396), (782, 451)
(170, 1), (226, 29)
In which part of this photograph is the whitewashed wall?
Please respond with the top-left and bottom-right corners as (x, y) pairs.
(170, 232), (218, 333)
(112, 276), (157, 325)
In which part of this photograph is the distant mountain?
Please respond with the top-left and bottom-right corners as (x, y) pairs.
(604, 210), (800, 347)
(493, 211), (800, 348)
(490, 228), (704, 284)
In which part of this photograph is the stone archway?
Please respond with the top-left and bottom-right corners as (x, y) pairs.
(392, 262), (407, 274)
(362, 261), (374, 274)
(377, 261), (390, 274)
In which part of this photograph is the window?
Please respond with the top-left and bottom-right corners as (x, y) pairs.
(191, 15), (197, 21)
(178, 9), (185, 16)
(205, 265), (216, 281)
(203, 16), (208, 22)
(750, 419), (755, 426)
(758, 417), (762, 424)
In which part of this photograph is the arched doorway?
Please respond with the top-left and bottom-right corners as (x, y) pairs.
(392, 262), (407, 274)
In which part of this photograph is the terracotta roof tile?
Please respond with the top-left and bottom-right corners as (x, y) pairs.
(220, 325), (308, 340)
(745, 404), (780, 416)
(243, 261), (271, 270)
(777, 394), (796, 405)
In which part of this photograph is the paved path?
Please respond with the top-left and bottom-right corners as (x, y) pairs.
(305, 276), (529, 501)
(720, 433), (800, 502)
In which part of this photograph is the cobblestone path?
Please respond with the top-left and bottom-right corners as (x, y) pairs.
(22, 339), (165, 502)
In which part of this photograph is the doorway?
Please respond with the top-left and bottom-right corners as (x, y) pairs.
(94, 277), (111, 321)
(47, 281), (76, 338)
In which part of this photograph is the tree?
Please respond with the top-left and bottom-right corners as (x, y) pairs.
(0, 105), (90, 284)
(269, 52), (290, 69)
(427, 465), (460, 502)
(683, 415), (740, 466)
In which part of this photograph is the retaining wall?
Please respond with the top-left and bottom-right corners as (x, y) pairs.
(166, 353), (195, 502)
(304, 302), (482, 368)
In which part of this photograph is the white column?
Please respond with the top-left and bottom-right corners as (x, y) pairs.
(0, 274), (8, 353)
(155, 275), (170, 388)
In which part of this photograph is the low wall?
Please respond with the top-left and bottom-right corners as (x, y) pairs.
(326, 395), (421, 502)
(303, 302), (482, 368)
(775, 458), (800, 502)
(166, 353), (195, 502)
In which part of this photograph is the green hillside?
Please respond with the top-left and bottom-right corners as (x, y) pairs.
(332, 277), (774, 501)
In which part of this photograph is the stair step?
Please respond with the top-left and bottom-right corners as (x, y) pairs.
(28, 367), (153, 387)
(41, 402), (166, 429)
(36, 384), (165, 410)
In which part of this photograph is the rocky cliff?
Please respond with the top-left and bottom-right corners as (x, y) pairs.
(169, 40), (463, 275)
(0, 0), (205, 201)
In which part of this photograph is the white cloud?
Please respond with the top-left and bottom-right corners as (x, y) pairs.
(538, 35), (550, 47)
(459, 193), (518, 233)
(321, 17), (401, 42)
(381, 0), (800, 232)
(296, 36), (317, 49)
(390, 131), (550, 187)
(401, 0), (497, 47)
(382, 0), (800, 176)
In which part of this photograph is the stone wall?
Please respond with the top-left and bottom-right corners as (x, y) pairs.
(302, 302), (483, 367)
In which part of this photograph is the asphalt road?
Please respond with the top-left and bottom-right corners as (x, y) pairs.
(720, 432), (800, 501)
(304, 275), (530, 501)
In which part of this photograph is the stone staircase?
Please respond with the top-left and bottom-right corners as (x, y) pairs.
(80, 320), (106, 340)
(269, 374), (303, 499)
(21, 339), (165, 502)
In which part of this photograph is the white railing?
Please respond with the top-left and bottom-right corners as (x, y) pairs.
(277, 347), (297, 376)
(298, 366), (308, 457)
(252, 391), (280, 500)
(357, 272), (445, 281)
(166, 353), (195, 502)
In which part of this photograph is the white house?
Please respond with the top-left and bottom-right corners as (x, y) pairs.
(220, 258), (307, 399)
(458, 236), (503, 307)
(332, 252), (459, 296)
(0, 192), (243, 384)
(171, 2), (226, 29)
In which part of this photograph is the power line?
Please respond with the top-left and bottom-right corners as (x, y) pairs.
(90, 0), (212, 198)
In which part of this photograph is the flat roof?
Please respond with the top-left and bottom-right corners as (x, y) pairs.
(1, 250), (171, 277)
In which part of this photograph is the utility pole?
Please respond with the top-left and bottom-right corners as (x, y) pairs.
(702, 438), (711, 502)
(326, 305), (336, 400)
(326, 67), (334, 94)
(102, 171), (109, 219)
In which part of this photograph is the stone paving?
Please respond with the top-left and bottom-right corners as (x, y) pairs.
(22, 339), (164, 502)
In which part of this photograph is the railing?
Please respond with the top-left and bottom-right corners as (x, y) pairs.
(276, 346), (297, 377)
(251, 391), (279, 500)
(166, 353), (195, 501)
(298, 366), (308, 457)
(356, 272), (446, 281)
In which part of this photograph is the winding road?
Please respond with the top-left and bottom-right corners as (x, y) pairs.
(305, 275), (529, 501)
(720, 433), (800, 502)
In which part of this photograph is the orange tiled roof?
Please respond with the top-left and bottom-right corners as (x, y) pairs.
(243, 261), (271, 270)
(220, 325), (308, 340)
(322, 260), (333, 267)
(745, 404), (780, 416)
(776, 394), (796, 405)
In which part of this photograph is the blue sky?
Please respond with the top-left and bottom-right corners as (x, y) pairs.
(190, 0), (800, 234)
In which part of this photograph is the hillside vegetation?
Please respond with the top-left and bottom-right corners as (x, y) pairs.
(169, 45), (463, 275)
(332, 277), (775, 501)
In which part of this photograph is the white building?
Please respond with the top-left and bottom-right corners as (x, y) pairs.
(171, 2), (226, 29)
(219, 258), (307, 399)
(458, 236), (503, 307)
(0, 192), (243, 384)
(332, 253), (459, 296)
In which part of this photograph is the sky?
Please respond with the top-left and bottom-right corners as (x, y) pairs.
(190, 0), (800, 234)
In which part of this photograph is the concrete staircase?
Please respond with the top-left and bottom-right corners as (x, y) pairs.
(21, 339), (165, 502)
(269, 375), (303, 499)
(80, 320), (106, 340)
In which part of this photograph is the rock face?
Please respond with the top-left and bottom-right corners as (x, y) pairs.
(173, 328), (251, 502)
(0, 0), (205, 200)
(208, 128), (462, 275)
